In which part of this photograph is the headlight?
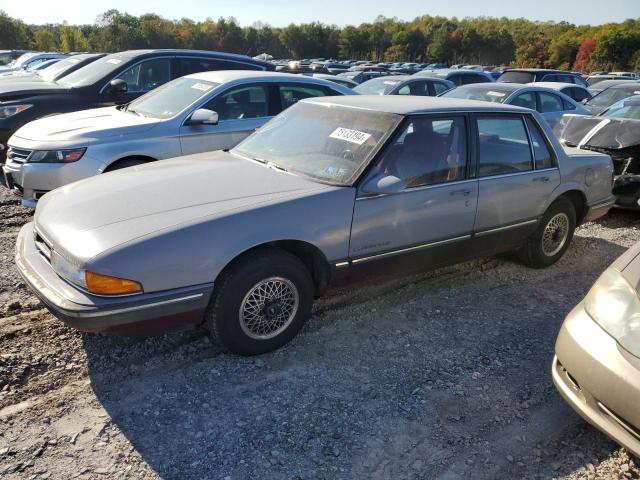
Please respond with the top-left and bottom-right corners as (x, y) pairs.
(51, 252), (87, 289)
(51, 252), (142, 295)
(0, 104), (32, 118)
(29, 148), (86, 163)
(584, 267), (640, 357)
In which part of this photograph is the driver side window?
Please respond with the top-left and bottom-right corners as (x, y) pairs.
(114, 58), (171, 93)
(374, 116), (467, 189)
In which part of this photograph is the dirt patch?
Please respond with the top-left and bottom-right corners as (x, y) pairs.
(1, 186), (639, 479)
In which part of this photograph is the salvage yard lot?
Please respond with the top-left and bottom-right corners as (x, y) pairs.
(1, 186), (640, 480)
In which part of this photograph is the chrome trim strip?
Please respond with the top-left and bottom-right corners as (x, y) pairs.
(84, 293), (205, 318)
(356, 178), (477, 201)
(478, 168), (559, 181)
(334, 261), (350, 268)
(474, 219), (538, 237)
(590, 199), (616, 210)
(351, 234), (471, 264)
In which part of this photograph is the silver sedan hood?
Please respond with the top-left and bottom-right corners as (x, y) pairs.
(34, 151), (331, 262)
(12, 106), (159, 143)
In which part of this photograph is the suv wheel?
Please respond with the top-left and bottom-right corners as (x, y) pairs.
(206, 248), (314, 355)
(518, 197), (576, 268)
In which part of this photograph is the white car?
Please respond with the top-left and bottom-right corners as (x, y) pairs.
(1, 71), (354, 207)
(528, 81), (593, 104)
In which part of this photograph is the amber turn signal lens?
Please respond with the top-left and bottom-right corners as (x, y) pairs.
(85, 271), (143, 295)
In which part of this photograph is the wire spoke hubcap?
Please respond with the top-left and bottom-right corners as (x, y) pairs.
(239, 277), (299, 340)
(542, 213), (569, 257)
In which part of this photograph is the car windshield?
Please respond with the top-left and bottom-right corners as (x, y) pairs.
(125, 77), (220, 119)
(602, 98), (640, 119)
(12, 52), (37, 68)
(233, 101), (401, 186)
(57, 54), (130, 87)
(442, 86), (510, 103)
(39, 57), (82, 82)
(498, 71), (536, 83)
(354, 78), (402, 95)
(587, 87), (640, 107)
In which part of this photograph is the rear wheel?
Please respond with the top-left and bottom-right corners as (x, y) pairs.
(518, 197), (576, 268)
(205, 248), (314, 355)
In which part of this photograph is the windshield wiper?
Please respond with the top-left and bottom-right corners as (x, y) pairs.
(267, 161), (288, 173)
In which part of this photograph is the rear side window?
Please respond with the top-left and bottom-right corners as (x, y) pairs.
(462, 74), (488, 84)
(537, 92), (563, 112)
(525, 117), (555, 169)
(178, 58), (263, 75)
(476, 116), (533, 177)
(448, 74), (463, 86)
(432, 81), (450, 95)
(407, 81), (429, 96)
(207, 84), (269, 121)
(279, 84), (327, 109)
(511, 92), (536, 110)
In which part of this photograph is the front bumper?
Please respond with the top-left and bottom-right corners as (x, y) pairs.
(553, 303), (640, 457)
(15, 222), (214, 333)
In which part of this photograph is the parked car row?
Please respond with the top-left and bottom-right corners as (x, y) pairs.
(1, 48), (639, 460)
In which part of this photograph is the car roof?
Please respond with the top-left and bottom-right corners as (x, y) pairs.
(504, 68), (569, 73)
(611, 82), (640, 90)
(302, 94), (529, 115)
(529, 82), (582, 89)
(184, 70), (345, 85)
(104, 49), (272, 66)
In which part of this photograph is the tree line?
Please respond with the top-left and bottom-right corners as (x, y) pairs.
(1, 10), (639, 72)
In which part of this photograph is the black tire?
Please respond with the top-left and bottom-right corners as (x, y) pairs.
(104, 158), (148, 172)
(205, 248), (314, 356)
(518, 197), (576, 268)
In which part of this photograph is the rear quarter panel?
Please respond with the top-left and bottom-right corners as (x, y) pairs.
(534, 113), (614, 208)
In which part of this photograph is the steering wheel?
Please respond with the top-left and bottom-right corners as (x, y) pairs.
(341, 149), (355, 161)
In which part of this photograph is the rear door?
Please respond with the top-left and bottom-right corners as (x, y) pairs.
(179, 83), (272, 155)
(473, 114), (560, 253)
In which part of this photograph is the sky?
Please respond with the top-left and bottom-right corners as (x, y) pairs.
(1, 0), (639, 26)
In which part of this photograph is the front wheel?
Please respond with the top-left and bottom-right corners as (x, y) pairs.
(205, 248), (314, 355)
(518, 197), (576, 268)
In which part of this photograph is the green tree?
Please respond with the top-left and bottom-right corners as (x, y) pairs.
(34, 29), (57, 51)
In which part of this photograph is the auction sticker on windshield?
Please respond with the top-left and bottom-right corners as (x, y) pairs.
(487, 91), (506, 97)
(330, 127), (371, 145)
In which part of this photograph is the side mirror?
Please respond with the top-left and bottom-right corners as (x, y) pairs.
(188, 108), (219, 126)
(361, 174), (406, 195)
(108, 79), (128, 96)
(581, 98), (589, 105)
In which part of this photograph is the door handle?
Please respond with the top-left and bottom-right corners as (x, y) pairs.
(532, 176), (550, 183)
(450, 189), (471, 196)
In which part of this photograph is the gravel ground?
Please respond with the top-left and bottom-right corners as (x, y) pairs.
(1, 186), (640, 480)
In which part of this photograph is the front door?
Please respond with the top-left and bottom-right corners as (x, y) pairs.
(349, 115), (478, 267)
(179, 83), (272, 155)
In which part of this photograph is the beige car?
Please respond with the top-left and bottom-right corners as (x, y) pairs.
(553, 243), (640, 457)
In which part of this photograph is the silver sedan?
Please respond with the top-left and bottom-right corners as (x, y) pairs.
(441, 83), (590, 127)
(2, 70), (354, 207)
(16, 96), (614, 355)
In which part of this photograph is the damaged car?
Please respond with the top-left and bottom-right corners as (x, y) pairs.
(554, 96), (640, 209)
